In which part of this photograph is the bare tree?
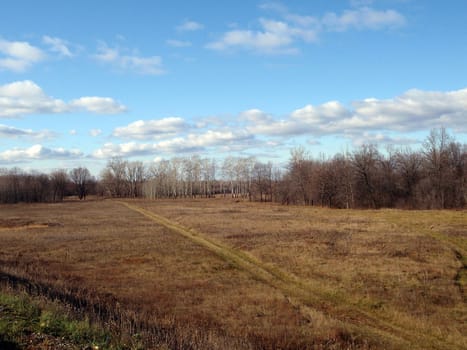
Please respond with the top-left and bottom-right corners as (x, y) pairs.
(288, 147), (314, 205)
(101, 157), (128, 197)
(126, 161), (145, 197)
(252, 161), (273, 202)
(422, 128), (453, 208)
(50, 169), (69, 202)
(352, 144), (380, 208)
(70, 167), (91, 200)
(201, 158), (216, 198)
(395, 148), (422, 208)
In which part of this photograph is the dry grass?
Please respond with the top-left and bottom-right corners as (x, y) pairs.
(0, 198), (466, 349)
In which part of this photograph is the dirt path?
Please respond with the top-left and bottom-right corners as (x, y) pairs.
(119, 200), (462, 350)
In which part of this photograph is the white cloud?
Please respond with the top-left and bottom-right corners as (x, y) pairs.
(0, 124), (55, 139)
(0, 80), (127, 118)
(42, 35), (73, 57)
(259, 2), (288, 13)
(291, 101), (351, 122)
(166, 39), (192, 48)
(177, 20), (204, 31)
(348, 88), (467, 132)
(0, 144), (83, 162)
(239, 109), (273, 123)
(242, 87), (467, 139)
(349, 132), (418, 147)
(260, 3), (319, 27)
(94, 43), (165, 75)
(70, 97), (127, 114)
(322, 7), (406, 31)
(92, 130), (253, 158)
(69, 129), (77, 135)
(113, 117), (188, 139)
(207, 18), (317, 54)
(0, 38), (46, 72)
(209, 4), (405, 54)
(0, 80), (68, 117)
(89, 128), (102, 137)
(245, 102), (350, 136)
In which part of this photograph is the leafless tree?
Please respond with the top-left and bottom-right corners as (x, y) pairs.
(352, 144), (381, 208)
(70, 167), (91, 200)
(126, 161), (145, 197)
(101, 157), (128, 197)
(252, 161), (273, 202)
(421, 128), (456, 208)
(395, 148), (422, 208)
(50, 169), (69, 202)
(288, 147), (315, 205)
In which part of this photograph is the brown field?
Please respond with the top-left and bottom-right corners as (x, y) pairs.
(0, 198), (466, 349)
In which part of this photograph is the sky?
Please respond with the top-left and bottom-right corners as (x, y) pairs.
(0, 0), (466, 175)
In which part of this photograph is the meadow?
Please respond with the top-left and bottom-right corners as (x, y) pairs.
(0, 198), (466, 349)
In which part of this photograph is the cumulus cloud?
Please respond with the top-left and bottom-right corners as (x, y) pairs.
(347, 88), (467, 132)
(0, 80), (127, 117)
(349, 132), (418, 147)
(0, 80), (68, 117)
(245, 101), (350, 136)
(92, 130), (253, 158)
(242, 87), (467, 138)
(239, 109), (273, 123)
(0, 38), (46, 72)
(208, 4), (405, 54)
(0, 144), (83, 162)
(177, 20), (204, 31)
(70, 97), (127, 114)
(42, 35), (73, 57)
(113, 117), (188, 139)
(106, 88), (461, 156)
(94, 43), (165, 75)
(207, 18), (317, 54)
(0, 124), (55, 139)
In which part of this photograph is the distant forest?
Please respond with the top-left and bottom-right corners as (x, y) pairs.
(1, 128), (466, 209)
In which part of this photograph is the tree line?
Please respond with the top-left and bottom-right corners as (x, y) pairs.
(0, 167), (96, 203)
(1, 128), (465, 209)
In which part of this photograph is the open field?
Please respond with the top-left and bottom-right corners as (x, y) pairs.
(0, 198), (466, 349)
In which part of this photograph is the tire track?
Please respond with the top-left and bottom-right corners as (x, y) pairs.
(119, 201), (462, 350)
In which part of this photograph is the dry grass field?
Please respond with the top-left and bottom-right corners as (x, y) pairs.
(0, 198), (466, 349)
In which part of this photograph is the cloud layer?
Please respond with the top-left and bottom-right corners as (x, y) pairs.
(94, 43), (165, 75)
(244, 88), (467, 137)
(0, 124), (54, 139)
(93, 130), (253, 158)
(207, 18), (317, 54)
(0, 80), (127, 117)
(177, 20), (204, 32)
(42, 35), (73, 57)
(112, 117), (188, 139)
(0, 38), (46, 72)
(1, 86), (466, 163)
(90, 87), (467, 159)
(208, 4), (405, 54)
(0, 144), (82, 163)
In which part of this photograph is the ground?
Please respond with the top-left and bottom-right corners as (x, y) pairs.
(0, 198), (465, 349)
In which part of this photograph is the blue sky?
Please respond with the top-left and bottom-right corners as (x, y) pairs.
(1, 0), (466, 174)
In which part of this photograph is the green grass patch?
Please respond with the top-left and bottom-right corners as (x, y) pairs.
(0, 290), (115, 349)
